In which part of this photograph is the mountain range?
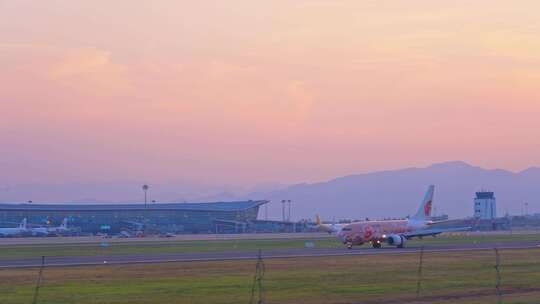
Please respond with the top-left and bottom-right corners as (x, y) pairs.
(1, 161), (539, 220)
(247, 161), (540, 220)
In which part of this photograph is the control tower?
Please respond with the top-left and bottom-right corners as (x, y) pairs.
(474, 191), (497, 219)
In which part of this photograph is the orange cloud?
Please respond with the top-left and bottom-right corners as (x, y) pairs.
(1, 1), (540, 185)
(47, 48), (132, 97)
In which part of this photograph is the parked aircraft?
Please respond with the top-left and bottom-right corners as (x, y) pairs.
(337, 185), (469, 249)
(0, 218), (28, 237)
(26, 218), (70, 236)
(314, 215), (349, 234)
(47, 218), (70, 235)
(30, 225), (48, 236)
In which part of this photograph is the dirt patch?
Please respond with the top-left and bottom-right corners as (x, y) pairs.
(360, 287), (540, 304)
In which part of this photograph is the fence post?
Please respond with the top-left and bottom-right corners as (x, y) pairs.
(249, 249), (266, 304)
(494, 248), (502, 304)
(416, 246), (425, 298)
(32, 256), (45, 304)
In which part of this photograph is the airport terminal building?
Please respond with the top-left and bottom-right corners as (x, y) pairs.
(0, 200), (268, 234)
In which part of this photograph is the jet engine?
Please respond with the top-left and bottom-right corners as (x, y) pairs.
(386, 234), (406, 247)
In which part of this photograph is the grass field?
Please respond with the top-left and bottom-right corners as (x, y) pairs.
(0, 233), (539, 260)
(1, 248), (540, 304)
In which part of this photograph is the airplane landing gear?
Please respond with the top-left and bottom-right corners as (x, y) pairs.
(371, 241), (382, 249)
(346, 242), (353, 249)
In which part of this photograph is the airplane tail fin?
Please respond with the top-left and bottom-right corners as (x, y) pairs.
(315, 215), (333, 233)
(19, 218), (27, 229)
(412, 185), (435, 220)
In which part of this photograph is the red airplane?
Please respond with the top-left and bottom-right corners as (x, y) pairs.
(337, 185), (469, 249)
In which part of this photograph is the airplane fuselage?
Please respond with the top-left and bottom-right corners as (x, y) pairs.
(0, 227), (26, 237)
(336, 219), (429, 245)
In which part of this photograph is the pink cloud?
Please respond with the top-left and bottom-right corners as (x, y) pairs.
(1, 1), (540, 185)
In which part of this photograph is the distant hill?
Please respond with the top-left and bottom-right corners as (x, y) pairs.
(2, 161), (539, 221)
(0, 181), (243, 205)
(246, 161), (540, 221)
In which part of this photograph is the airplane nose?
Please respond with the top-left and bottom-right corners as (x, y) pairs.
(336, 231), (348, 242)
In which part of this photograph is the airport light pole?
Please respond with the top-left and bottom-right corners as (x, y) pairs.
(142, 184), (149, 208)
(287, 200), (292, 222)
(281, 200), (286, 222)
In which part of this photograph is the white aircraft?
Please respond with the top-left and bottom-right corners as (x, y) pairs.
(26, 218), (70, 236)
(337, 185), (470, 249)
(314, 215), (350, 234)
(30, 225), (49, 236)
(47, 218), (69, 235)
(0, 218), (28, 237)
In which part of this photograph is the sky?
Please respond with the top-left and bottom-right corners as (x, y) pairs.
(1, 1), (540, 187)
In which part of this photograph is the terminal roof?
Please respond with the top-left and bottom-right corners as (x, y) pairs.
(0, 200), (268, 212)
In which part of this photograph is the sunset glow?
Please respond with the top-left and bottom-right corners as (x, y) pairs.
(1, 1), (539, 185)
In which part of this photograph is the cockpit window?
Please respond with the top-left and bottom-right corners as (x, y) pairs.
(341, 227), (352, 231)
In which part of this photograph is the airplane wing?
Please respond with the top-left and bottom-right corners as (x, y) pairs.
(403, 227), (471, 239)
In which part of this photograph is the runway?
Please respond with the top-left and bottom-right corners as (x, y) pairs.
(2, 230), (537, 246)
(1, 239), (539, 269)
(0, 233), (334, 245)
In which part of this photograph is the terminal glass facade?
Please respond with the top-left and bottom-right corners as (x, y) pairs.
(0, 201), (266, 234)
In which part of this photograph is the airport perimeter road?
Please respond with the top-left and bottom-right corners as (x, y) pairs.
(0, 233), (333, 246)
(1, 239), (539, 269)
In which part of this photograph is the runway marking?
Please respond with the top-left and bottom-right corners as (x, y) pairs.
(1, 244), (539, 269)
